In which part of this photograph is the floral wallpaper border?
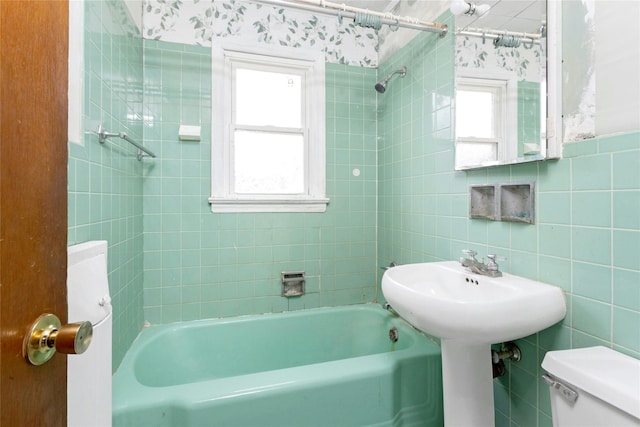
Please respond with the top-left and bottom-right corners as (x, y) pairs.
(455, 35), (542, 82)
(142, 0), (379, 67)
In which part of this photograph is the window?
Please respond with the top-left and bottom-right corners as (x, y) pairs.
(210, 41), (328, 213)
(455, 76), (516, 168)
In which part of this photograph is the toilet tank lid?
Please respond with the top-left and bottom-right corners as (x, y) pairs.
(542, 346), (640, 420)
(68, 240), (108, 265)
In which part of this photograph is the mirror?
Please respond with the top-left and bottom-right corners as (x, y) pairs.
(453, 0), (557, 170)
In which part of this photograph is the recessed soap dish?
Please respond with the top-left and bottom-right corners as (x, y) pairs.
(501, 183), (535, 223)
(468, 182), (534, 224)
(281, 271), (305, 297)
(469, 185), (497, 220)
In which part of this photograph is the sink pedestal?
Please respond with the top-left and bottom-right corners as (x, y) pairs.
(381, 261), (567, 426)
(441, 340), (494, 427)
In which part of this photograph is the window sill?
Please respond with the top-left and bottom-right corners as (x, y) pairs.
(208, 197), (329, 213)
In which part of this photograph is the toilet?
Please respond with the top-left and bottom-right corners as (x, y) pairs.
(67, 241), (112, 427)
(542, 346), (640, 426)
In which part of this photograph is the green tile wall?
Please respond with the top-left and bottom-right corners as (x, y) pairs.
(141, 40), (378, 323)
(68, 0), (145, 371)
(378, 11), (640, 427)
(518, 81), (541, 156)
(377, 16), (458, 268)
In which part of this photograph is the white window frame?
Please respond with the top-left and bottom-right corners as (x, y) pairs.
(455, 73), (517, 169)
(210, 40), (328, 213)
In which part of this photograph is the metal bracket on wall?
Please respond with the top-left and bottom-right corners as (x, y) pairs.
(97, 125), (156, 161)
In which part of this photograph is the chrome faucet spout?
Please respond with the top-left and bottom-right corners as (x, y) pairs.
(459, 250), (505, 277)
(460, 257), (477, 268)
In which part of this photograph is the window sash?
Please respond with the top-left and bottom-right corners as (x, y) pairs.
(231, 62), (306, 129)
(229, 58), (309, 197)
(210, 40), (327, 213)
(456, 79), (505, 140)
(455, 77), (509, 166)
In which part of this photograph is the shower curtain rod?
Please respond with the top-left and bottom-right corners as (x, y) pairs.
(254, 0), (448, 37)
(456, 26), (542, 42)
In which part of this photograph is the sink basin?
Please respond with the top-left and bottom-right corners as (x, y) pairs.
(382, 260), (566, 343)
(382, 260), (566, 427)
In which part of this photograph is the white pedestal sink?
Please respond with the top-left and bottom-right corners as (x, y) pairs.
(382, 261), (566, 427)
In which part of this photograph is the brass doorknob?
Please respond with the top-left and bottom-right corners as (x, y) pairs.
(23, 313), (93, 365)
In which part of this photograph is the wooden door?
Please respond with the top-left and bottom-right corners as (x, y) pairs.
(0, 1), (69, 425)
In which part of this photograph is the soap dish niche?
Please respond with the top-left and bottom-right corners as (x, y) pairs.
(501, 182), (535, 224)
(468, 182), (535, 224)
(469, 185), (497, 220)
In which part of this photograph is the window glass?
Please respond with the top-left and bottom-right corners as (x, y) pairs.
(235, 68), (302, 128)
(456, 90), (495, 138)
(455, 141), (498, 168)
(233, 130), (304, 194)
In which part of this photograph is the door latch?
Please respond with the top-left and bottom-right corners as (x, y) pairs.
(23, 313), (93, 365)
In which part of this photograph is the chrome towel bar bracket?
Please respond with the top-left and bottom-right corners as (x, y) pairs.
(97, 125), (156, 161)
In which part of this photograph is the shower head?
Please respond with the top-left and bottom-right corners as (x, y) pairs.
(374, 81), (387, 93)
(375, 66), (407, 94)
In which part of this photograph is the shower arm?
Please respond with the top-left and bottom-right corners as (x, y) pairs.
(375, 66), (407, 93)
(383, 67), (407, 82)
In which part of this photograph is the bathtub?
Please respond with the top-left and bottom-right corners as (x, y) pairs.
(113, 304), (443, 426)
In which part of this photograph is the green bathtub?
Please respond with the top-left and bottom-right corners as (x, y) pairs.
(113, 304), (443, 426)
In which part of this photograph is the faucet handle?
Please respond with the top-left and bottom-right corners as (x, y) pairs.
(462, 249), (478, 259)
(486, 254), (506, 270)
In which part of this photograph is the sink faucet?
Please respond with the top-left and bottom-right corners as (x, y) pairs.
(459, 250), (505, 277)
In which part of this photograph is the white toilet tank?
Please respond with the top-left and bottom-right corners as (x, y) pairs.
(542, 346), (640, 427)
(67, 241), (112, 427)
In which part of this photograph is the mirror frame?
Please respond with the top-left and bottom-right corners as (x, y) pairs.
(547, 0), (562, 159)
(453, 0), (562, 170)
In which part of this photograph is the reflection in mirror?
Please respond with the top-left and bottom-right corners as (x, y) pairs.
(453, 0), (548, 170)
